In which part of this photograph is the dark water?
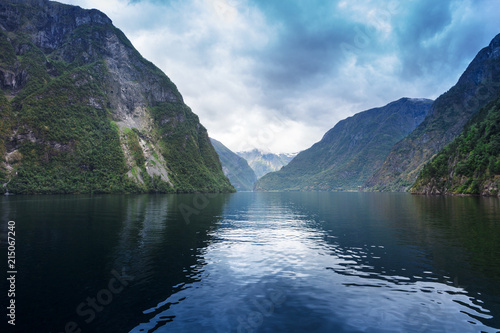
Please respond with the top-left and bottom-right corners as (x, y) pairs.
(1, 192), (500, 333)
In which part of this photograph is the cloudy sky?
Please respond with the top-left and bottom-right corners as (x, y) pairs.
(59, 0), (499, 153)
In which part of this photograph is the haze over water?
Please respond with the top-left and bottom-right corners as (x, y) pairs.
(2, 192), (499, 332)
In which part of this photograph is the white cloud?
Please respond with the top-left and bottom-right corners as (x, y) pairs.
(58, 0), (499, 153)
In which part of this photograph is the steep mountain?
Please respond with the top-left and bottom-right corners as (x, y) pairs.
(411, 93), (500, 196)
(0, 0), (234, 194)
(366, 33), (500, 192)
(237, 149), (297, 179)
(210, 138), (257, 191)
(255, 98), (432, 191)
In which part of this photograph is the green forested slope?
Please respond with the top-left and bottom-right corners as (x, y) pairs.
(255, 98), (432, 191)
(411, 94), (500, 196)
(0, 0), (234, 194)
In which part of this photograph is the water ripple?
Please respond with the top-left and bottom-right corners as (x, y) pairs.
(129, 193), (500, 333)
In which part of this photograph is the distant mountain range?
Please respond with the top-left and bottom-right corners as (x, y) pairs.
(210, 138), (257, 191)
(237, 149), (297, 179)
(255, 98), (432, 191)
(209, 141), (297, 190)
(256, 32), (500, 196)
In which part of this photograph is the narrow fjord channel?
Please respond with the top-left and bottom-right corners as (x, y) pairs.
(2, 192), (499, 332)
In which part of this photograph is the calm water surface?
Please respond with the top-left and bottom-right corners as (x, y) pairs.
(1, 192), (500, 332)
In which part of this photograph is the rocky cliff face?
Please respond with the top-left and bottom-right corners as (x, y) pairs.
(210, 138), (257, 191)
(0, 0), (234, 193)
(365, 33), (500, 192)
(411, 93), (500, 197)
(255, 98), (432, 191)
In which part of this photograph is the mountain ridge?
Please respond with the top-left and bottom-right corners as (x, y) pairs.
(365, 33), (500, 192)
(255, 97), (433, 191)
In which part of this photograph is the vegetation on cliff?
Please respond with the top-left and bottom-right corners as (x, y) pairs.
(0, 0), (234, 194)
(255, 98), (432, 191)
(411, 94), (500, 196)
(365, 33), (500, 192)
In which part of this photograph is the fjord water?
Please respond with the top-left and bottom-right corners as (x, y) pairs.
(2, 193), (500, 332)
